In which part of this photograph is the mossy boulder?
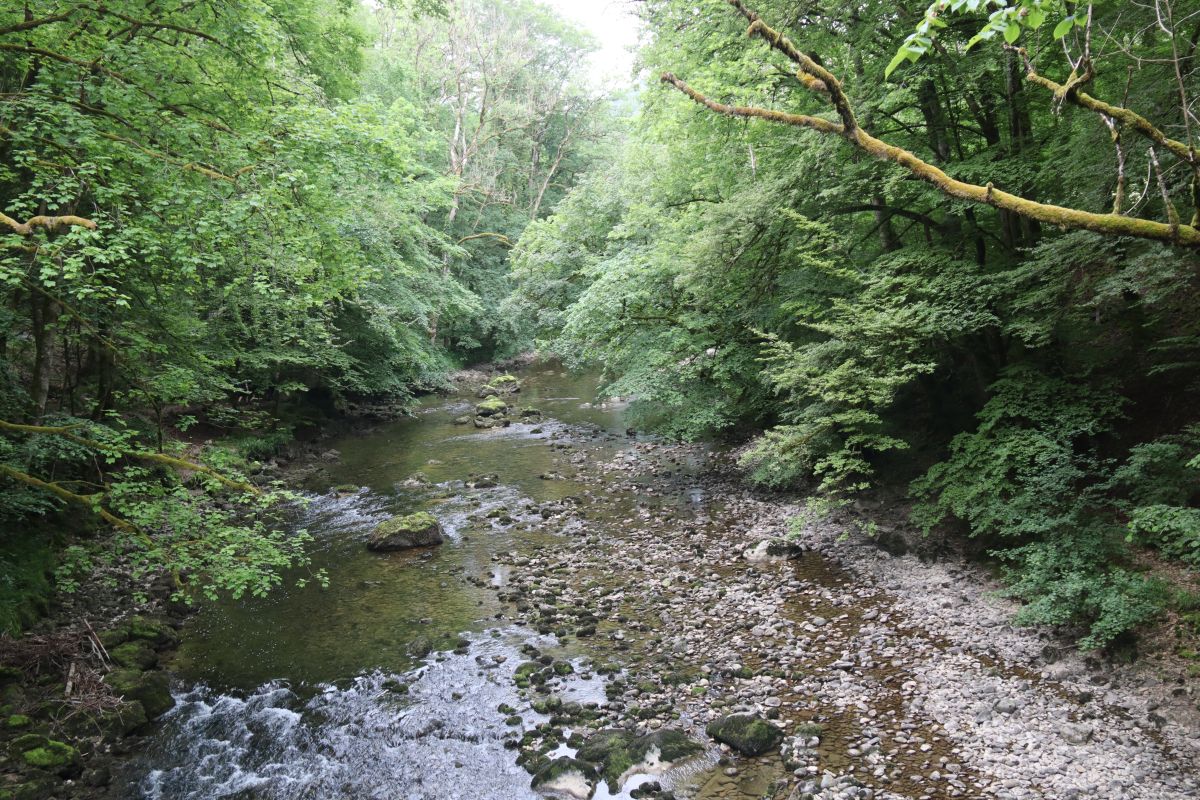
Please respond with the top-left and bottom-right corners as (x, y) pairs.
(478, 374), (521, 398)
(10, 735), (79, 775)
(706, 713), (783, 756)
(475, 395), (510, 417)
(103, 668), (174, 720)
(22, 740), (80, 773)
(529, 756), (597, 799)
(110, 640), (158, 670)
(5, 714), (31, 729)
(367, 512), (443, 551)
(129, 616), (179, 647)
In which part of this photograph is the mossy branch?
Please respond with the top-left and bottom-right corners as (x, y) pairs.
(0, 464), (149, 546)
(457, 232), (514, 247)
(0, 420), (259, 494)
(1011, 47), (1194, 167)
(661, 4), (1200, 250)
(0, 213), (97, 236)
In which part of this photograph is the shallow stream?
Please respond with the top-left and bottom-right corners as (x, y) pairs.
(121, 365), (709, 799)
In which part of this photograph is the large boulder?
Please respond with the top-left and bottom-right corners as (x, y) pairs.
(706, 713), (784, 756)
(743, 538), (804, 562)
(367, 512), (444, 551)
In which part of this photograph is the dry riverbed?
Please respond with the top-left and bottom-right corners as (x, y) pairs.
(486, 436), (1200, 800)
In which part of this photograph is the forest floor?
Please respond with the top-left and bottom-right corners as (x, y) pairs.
(491, 434), (1200, 800)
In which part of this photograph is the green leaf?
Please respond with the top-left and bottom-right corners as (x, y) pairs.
(1003, 21), (1022, 44)
(1053, 16), (1075, 39)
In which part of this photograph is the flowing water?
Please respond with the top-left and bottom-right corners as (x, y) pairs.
(121, 365), (705, 800)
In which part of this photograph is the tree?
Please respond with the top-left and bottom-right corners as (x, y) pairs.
(661, 0), (1200, 248)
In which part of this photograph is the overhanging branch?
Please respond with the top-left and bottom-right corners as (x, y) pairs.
(661, 4), (1200, 250)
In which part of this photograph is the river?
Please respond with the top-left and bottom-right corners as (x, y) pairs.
(120, 364), (704, 799)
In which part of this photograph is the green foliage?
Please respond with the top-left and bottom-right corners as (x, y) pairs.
(997, 532), (1168, 651)
(1113, 428), (1200, 566)
(890, 1), (1084, 77)
(0, 0), (600, 607)
(510, 0), (1200, 651)
(911, 366), (1125, 538)
(0, 531), (56, 634)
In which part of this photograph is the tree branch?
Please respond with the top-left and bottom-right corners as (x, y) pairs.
(457, 232), (513, 247)
(0, 213), (97, 236)
(661, 6), (1200, 249)
(1011, 46), (1195, 168)
(0, 420), (259, 494)
(0, 464), (141, 537)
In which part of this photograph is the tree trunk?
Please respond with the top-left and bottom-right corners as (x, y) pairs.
(30, 292), (60, 419)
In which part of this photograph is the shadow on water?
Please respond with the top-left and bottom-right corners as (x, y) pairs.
(121, 365), (657, 799)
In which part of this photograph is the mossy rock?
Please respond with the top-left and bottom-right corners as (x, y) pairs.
(96, 701), (149, 739)
(475, 396), (510, 416)
(381, 679), (410, 695)
(127, 616), (179, 648)
(1, 779), (56, 800)
(5, 714), (31, 729)
(103, 669), (174, 719)
(529, 756), (597, 797)
(110, 640), (158, 670)
(705, 713), (783, 756)
(367, 512), (443, 551)
(514, 661), (541, 678)
(97, 628), (131, 650)
(21, 740), (80, 773)
(577, 728), (702, 791)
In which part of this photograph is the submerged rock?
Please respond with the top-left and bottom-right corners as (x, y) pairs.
(530, 756), (598, 799)
(367, 512), (444, 551)
(706, 713), (783, 756)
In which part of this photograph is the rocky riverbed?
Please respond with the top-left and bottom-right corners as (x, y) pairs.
(37, 362), (1195, 800)
(484, 435), (1200, 800)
